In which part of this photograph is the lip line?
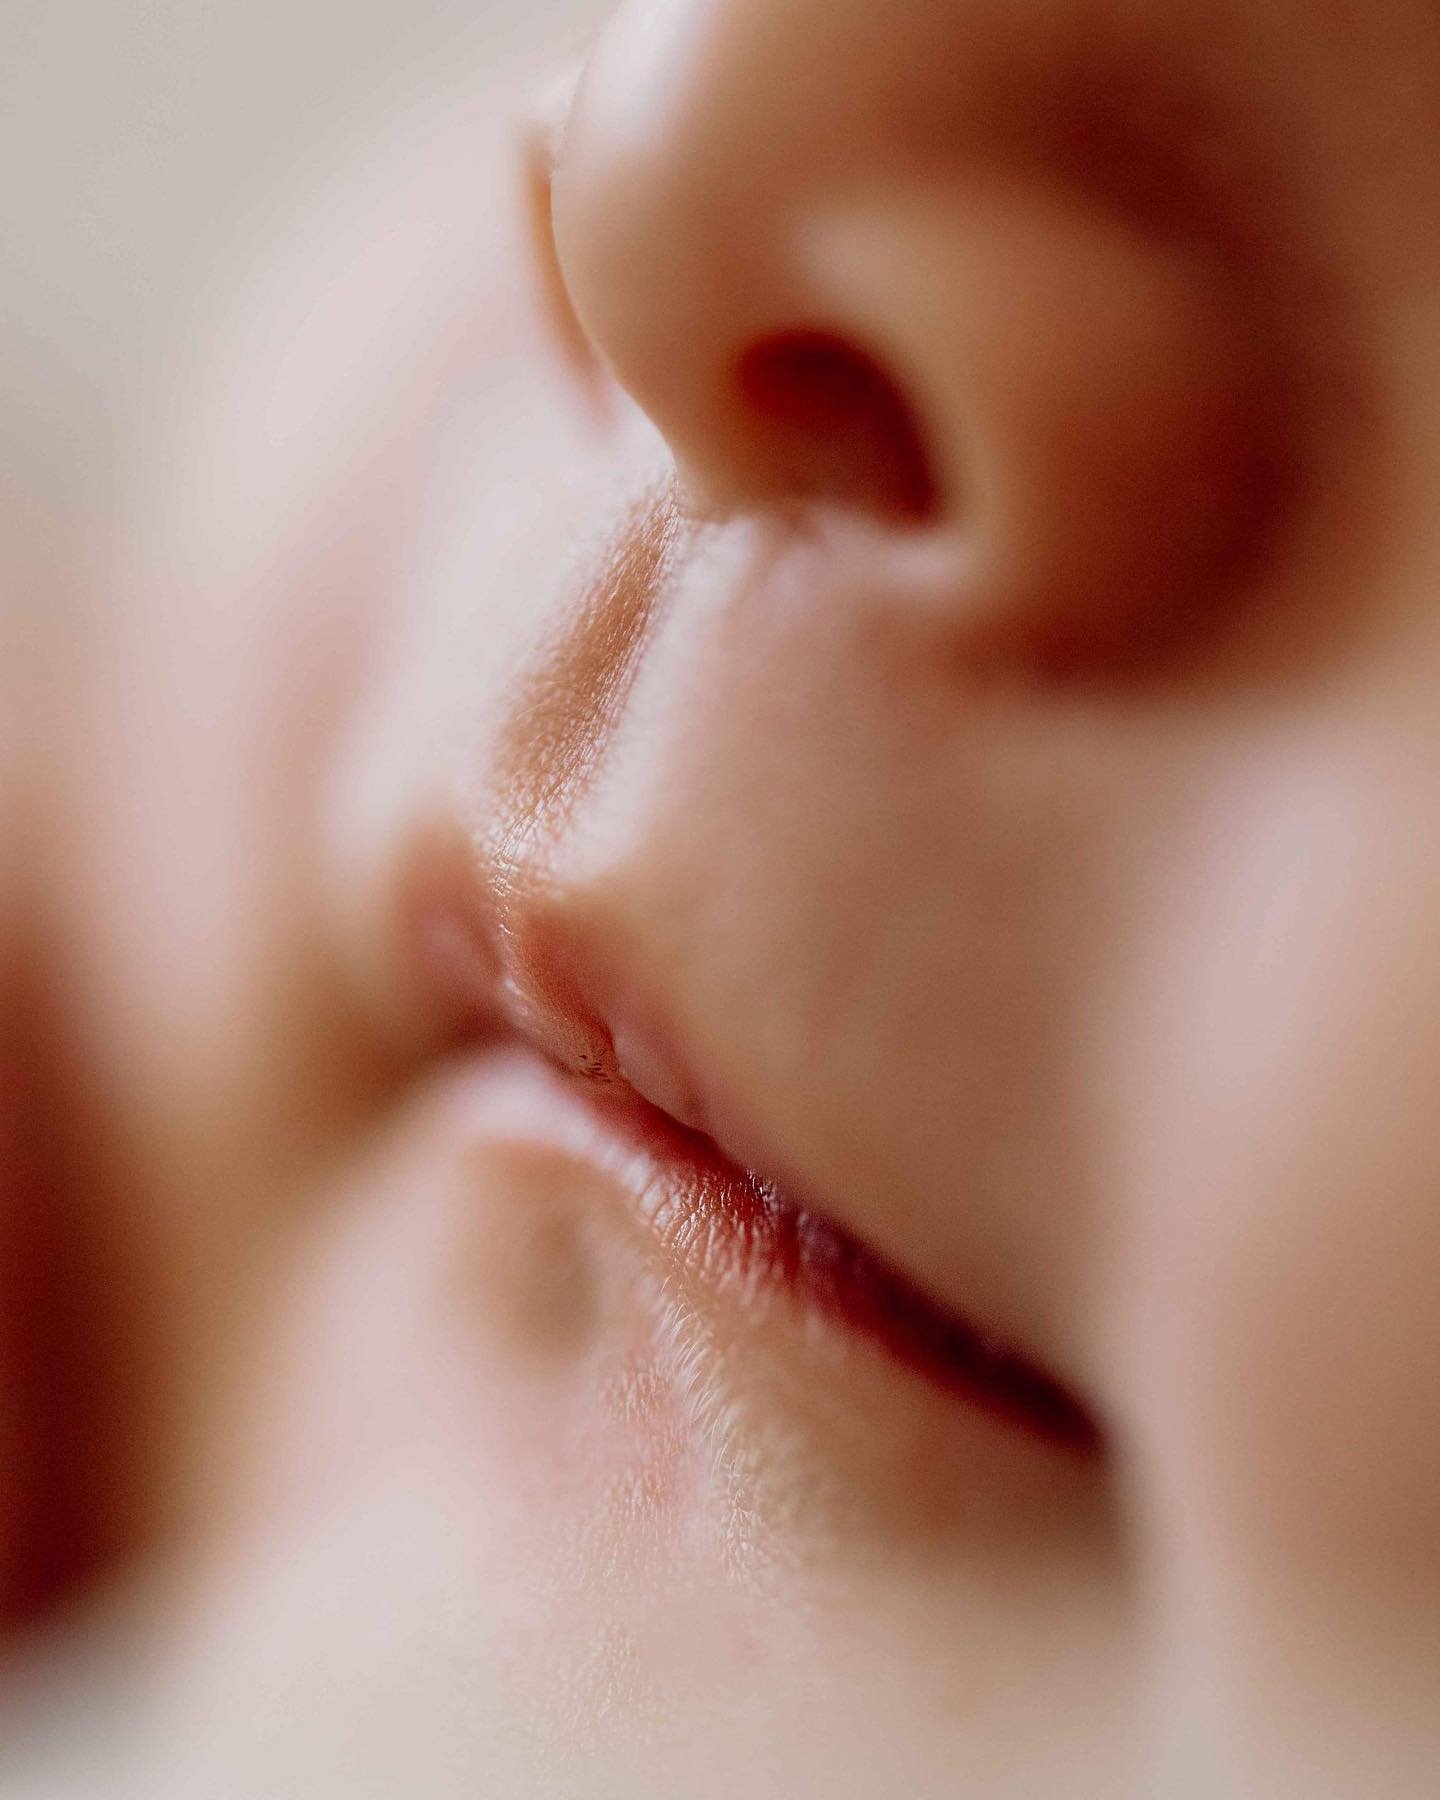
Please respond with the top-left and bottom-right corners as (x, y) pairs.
(451, 1030), (1100, 1454)
(401, 829), (1099, 1453)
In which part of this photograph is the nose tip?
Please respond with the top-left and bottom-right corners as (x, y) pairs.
(551, 0), (1296, 659)
(551, 17), (947, 529)
(549, 0), (948, 529)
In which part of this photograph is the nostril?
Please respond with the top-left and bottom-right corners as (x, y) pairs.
(734, 330), (940, 524)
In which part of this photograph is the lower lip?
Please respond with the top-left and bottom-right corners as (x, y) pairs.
(444, 1041), (1098, 1453)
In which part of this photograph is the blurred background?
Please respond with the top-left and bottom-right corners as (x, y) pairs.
(1, 0), (603, 1670)
(1, 0), (596, 572)
(3, 10), (609, 1777)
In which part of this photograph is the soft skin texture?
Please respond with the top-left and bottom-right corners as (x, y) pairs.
(11, 0), (1440, 1794)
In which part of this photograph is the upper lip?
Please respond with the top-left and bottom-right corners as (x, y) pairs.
(387, 483), (1099, 1452)
(413, 856), (1099, 1453)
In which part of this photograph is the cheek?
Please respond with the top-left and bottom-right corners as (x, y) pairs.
(1104, 721), (1440, 1635)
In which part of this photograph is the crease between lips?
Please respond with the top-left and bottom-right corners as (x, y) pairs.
(449, 990), (1100, 1454)
(403, 833), (1101, 1454)
(403, 486), (1097, 1452)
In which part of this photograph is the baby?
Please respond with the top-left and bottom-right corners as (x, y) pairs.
(7, 0), (1440, 1793)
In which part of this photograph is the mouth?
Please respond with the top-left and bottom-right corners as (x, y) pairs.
(384, 476), (1101, 1464)
(422, 915), (1099, 1455)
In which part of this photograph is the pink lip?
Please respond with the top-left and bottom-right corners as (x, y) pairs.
(396, 783), (1097, 1453)
(431, 970), (1099, 1452)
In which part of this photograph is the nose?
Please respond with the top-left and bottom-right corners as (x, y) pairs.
(552, 0), (1294, 658)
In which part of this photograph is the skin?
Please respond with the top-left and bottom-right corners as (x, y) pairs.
(9, 0), (1440, 1792)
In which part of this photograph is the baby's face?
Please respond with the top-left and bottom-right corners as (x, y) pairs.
(27, 0), (1440, 1792)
